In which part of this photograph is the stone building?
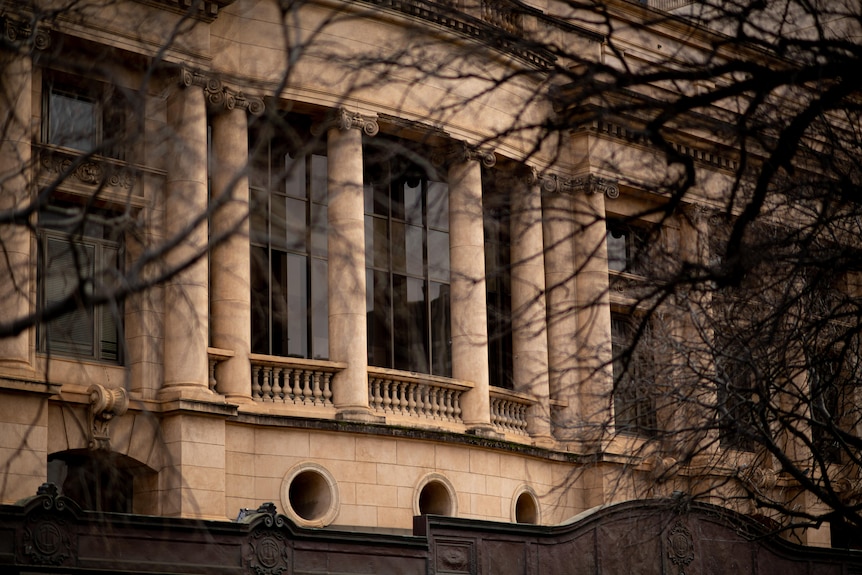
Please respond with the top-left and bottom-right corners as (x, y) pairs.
(0, 0), (856, 565)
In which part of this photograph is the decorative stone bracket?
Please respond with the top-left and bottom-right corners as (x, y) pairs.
(87, 384), (128, 451)
(180, 68), (265, 116)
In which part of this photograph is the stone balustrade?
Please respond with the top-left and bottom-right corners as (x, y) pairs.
(490, 386), (534, 435)
(368, 367), (473, 423)
(250, 354), (345, 406)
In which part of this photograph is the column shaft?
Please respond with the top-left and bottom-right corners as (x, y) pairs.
(510, 174), (552, 441)
(542, 190), (578, 439)
(572, 190), (612, 446)
(210, 109), (252, 401)
(162, 86), (210, 396)
(0, 54), (32, 372)
(449, 158), (491, 429)
(327, 125), (371, 417)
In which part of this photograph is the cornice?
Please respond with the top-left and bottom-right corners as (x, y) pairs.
(133, 0), (237, 22)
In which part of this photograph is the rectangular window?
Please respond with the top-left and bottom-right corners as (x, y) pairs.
(607, 220), (646, 274)
(808, 353), (848, 464)
(42, 73), (126, 160)
(364, 140), (451, 377)
(611, 313), (656, 436)
(714, 342), (757, 451)
(250, 131), (329, 360)
(38, 205), (122, 363)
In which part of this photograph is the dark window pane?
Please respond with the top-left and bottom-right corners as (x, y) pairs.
(310, 154), (328, 204)
(429, 282), (451, 377)
(607, 228), (628, 272)
(285, 153), (307, 199)
(427, 182), (449, 231)
(250, 246), (271, 354)
(393, 275), (428, 373)
(403, 180), (423, 225)
(367, 269), (392, 368)
(311, 258), (329, 360)
(310, 203), (327, 257)
(428, 230), (449, 282)
(283, 197), (307, 251)
(49, 89), (98, 151)
(285, 253), (309, 358)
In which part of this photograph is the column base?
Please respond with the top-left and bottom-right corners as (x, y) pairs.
(158, 385), (221, 403)
(336, 407), (385, 424)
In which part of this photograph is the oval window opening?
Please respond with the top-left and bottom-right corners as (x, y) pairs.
(515, 491), (538, 524)
(288, 469), (333, 521)
(418, 480), (452, 516)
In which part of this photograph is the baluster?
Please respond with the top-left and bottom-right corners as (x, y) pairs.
(261, 366), (273, 402)
(291, 368), (303, 404)
(444, 390), (454, 421)
(428, 387), (440, 419)
(302, 370), (313, 405)
(271, 367), (284, 402)
(452, 390), (462, 422)
(415, 384), (426, 418)
(252, 365), (263, 400)
(208, 357), (218, 391)
(407, 382), (417, 416)
(382, 379), (393, 413)
(369, 378), (380, 411)
(323, 372), (333, 406)
(312, 371), (323, 405)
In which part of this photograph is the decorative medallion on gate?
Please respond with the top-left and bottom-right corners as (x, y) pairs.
(19, 484), (76, 566)
(666, 521), (695, 575)
(241, 503), (291, 575)
(435, 540), (475, 574)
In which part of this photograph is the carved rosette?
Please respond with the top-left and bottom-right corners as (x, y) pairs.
(180, 68), (265, 116)
(435, 541), (474, 574)
(88, 384), (128, 451)
(666, 521), (695, 575)
(333, 108), (380, 136)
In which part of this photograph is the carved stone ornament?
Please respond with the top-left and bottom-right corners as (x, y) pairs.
(435, 541), (474, 574)
(432, 143), (496, 169)
(40, 151), (137, 190)
(2, 16), (51, 51)
(180, 68), (265, 116)
(242, 503), (290, 575)
(666, 521), (695, 575)
(336, 108), (380, 136)
(565, 173), (619, 199)
(88, 384), (128, 451)
(19, 484), (76, 567)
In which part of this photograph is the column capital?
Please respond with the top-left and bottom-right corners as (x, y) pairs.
(336, 108), (380, 136)
(2, 16), (51, 51)
(435, 143), (496, 169)
(179, 68), (265, 116)
(541, 172), (619, 199)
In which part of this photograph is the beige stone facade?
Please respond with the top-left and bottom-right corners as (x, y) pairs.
(0, 0), (846, 548)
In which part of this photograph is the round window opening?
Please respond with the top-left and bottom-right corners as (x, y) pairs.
(288, 469), (332, 522)
(515, 491), (539, 524)
(418, 480), (453, 516)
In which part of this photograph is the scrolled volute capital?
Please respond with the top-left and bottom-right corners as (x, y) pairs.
(559, 173), (619, 199)
(435, 143), (496, 169)
(335, 108), (380, 136)
(2, 16), (51, 51)
(179, 68), (265, 116)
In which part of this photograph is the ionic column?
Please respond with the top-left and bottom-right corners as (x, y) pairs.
(541, 176), (579, 440)
(448, 146), (495, 433)
(0, 52), (32, 373)
(571, 180), (613, 448)
(327, 109), (378, 421)
(510, 170), (552, 443)
(210, 104), (256, 402)
(161, 80), (210, 398)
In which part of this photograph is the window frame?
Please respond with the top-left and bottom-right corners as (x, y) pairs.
(37, 206), (123, 364)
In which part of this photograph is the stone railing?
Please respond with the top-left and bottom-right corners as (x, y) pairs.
(368, 367), (473, 423)
(646, 0), (696, 11)
(250, 354), (346, 406)
(490, 386), (535, 435)
(480, 0), (522, 34)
